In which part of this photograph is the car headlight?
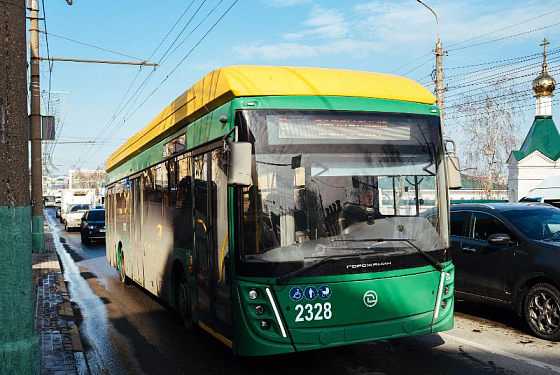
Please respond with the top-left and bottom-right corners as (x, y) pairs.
(88, 225), (95, 229)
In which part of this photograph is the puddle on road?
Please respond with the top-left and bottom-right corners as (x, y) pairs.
(46, 215), (141, 375)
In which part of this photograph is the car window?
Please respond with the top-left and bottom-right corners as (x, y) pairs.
(70, 204), (89, 212)
(87, 210), (105, 221)
(450, 211), (468, 237)
(501, 207), (560, 240)
(468, 212), (515, 242)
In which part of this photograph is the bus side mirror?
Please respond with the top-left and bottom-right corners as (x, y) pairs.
(444, 139), (461, 190)
(228, 142), (252, 186)
(446, 156), (462, 190)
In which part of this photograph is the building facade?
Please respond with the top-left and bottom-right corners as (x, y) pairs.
(508, 39), (558, 202)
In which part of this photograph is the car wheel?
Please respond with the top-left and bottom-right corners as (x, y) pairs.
(524, 283), (560, 341)
(85, 233), (91, 246)
(80, 231), (84, 243)
(119, 251), (130, 285)
(176, 273), (194, 332)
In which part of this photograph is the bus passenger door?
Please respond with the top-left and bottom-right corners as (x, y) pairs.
(194, 149), (233, 341)
(131, 177), (143, 285)
(210, 148), (233, 339)
(194, 154), (211, 320)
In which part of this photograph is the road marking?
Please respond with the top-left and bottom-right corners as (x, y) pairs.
(440, 333), (560, 373)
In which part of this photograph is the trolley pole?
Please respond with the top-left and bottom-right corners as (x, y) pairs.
(417, 0), (445, 130)
(0, 0), (40, 373)
(29, 0), (45, 252)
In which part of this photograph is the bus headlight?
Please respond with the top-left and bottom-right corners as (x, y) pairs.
(441, 299), (448, 309)
(260, 320), (270, 330)
(248, 289), (258, 300)
(254, 305), (264, 315)
(444, 286), (449, 295)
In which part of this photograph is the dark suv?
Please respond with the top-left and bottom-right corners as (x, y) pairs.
(450, 203), (560, 341)
(80, 209), (105, 245)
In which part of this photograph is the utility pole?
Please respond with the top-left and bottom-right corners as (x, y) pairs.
(0, 0), (40, 373)
(417, 0), (445, 129)
(29, 0), (44, 252)
(435, 38), (444, 122)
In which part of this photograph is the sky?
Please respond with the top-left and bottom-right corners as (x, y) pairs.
(36, 0), (560, 175)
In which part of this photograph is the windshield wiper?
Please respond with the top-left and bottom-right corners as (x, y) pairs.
(275, 254), (363, 284)
(333, 238), (443, 271)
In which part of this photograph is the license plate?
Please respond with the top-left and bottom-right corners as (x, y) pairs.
(100, 229), (105, 233)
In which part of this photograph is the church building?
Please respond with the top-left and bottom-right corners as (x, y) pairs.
(508, 39), (558, 202)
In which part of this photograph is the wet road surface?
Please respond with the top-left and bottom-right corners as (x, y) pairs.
(45, 208), (560, 375)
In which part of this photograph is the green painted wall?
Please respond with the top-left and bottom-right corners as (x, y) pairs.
(31, 215), (44, 253)
(0, 206), (39, 374)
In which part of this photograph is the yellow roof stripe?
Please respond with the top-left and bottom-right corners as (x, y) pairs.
(106, 65), (435, 172)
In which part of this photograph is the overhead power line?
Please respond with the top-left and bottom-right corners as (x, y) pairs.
(444, 49), (560, 81)
(447, 8), (560, 49)
(104, 0), (239, 144)
(403, 56), (434, 76)
(448, 22), (560, 52)
(76, 0), (238, 168)
(395, 7), (560, 75)
(446, 99), (560, 123)
(444, 54), (560, 87)
(75, 0), (203, 166)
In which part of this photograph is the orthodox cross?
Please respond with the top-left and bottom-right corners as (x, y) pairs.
(540, 38), (550, 68)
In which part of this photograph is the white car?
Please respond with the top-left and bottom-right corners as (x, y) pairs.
(65, 204), (91, 231)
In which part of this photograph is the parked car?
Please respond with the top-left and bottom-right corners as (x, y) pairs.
(80, 209), (105, 245)
(450, 203), (560, 341)
(65, 204), (91, 231)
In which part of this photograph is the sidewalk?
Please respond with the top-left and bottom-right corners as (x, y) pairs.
(33, 222), (89, 375)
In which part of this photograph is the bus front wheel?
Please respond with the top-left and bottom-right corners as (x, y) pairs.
(176, 274), (194, 332)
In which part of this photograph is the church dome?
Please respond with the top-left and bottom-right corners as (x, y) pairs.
(532, 64), (556, 96)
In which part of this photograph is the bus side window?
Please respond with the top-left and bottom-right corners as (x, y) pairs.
(175, 153), (194, 250)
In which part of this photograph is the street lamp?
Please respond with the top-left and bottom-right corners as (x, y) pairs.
(417, 0), (445, 127)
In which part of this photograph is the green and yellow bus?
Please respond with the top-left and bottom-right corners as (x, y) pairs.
(105, 66), (455, 356)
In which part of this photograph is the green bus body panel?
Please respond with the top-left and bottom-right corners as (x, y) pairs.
(106, 103), (232, 185)
(231, 95), (440, 116)
(234, 263), (454, 356)
(106, 96), (439, 185)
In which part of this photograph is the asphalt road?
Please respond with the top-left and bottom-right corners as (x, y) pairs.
(45, 208), (560, 375)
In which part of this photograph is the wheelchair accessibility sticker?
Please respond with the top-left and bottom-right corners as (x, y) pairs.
(289, 286), (304, 302)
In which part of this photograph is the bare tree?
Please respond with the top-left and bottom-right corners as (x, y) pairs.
(448, 77), (524, 199)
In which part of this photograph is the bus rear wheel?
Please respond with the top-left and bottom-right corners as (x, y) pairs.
(176, 274), (194, 332)
(119, 251), (130, 285)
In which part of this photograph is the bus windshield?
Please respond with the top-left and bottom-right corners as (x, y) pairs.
(238, 109), (449, 276)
